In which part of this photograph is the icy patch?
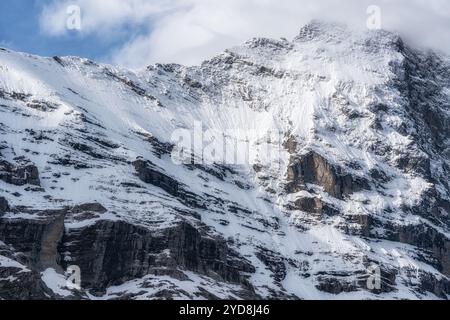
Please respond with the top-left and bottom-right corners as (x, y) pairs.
(41, 268), (72, 297)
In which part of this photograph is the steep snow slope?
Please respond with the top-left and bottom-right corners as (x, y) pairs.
(0, 21), (449, 300)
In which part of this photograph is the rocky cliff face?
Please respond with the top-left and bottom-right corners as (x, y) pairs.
(0, 21), (449, 300)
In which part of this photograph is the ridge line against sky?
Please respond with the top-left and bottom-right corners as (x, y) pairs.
(1, 0), (450, 69)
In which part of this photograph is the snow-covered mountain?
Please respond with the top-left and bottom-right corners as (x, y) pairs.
(0, 21), (449, 300)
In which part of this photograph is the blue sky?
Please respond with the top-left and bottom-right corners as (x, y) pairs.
(0, 0), (137, 62)
(1, 0), (450, 69)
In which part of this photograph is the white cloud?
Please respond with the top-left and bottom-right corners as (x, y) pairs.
(40, 0), (175, 36)
(39, 0), (450, 69)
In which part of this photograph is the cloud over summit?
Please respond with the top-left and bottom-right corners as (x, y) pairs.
(39, 0), (450, 68)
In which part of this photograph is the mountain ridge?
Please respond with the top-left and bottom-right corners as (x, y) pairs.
(0, 22), (449, 300)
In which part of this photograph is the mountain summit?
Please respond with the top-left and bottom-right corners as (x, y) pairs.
(0, 23), (449, 299)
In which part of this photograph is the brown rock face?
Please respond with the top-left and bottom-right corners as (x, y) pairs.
(286, 151), (369, 199)
(39, 214), (65, 271)
(294, 197), (323, 214)
(0, 213), (66, 269)
(292, 196), (339, 217)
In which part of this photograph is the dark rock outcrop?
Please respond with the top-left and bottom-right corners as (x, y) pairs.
(359, 265), (397, 294)
(291, 196), (340, 217)
(133, 159), (205, 208)
(341, 214), (372, 237)
(286, 151), (370, 199)
(135, 132), (174, 158)
(71, 203), (107, 214)
(26, 99), (59, 112)
(0, 202), (258, 299)
(0, 235), (55, 300)
(0, 264), (53, 300)
(0, 213), (65, 270)
(0, 160), (40, 186)
(60, 219), (256, 294)
(352, 213), (450, 279)
(255, 248), (287, 282)
(315, 266), (397, 295)
(391, 224), (450, 277)
(417, 272), (450, 299)
(315, 276), (358, 294)
(0, 197), (9, 216)
(65, 204), (107, 222)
